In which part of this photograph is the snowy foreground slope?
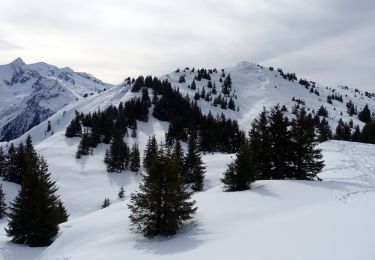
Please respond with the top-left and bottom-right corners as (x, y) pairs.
(0, 61), (375, 259)
(1, 140), (373, 260)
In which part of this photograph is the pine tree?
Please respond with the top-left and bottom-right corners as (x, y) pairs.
(6, 153), (67, 247)
(129, 145), (196, 237)
(101, 198), (111, 208)
(0, 184), (6, 218)
(129, 143), (141, 172)
(118, 186), (125, 199)
(290, 108), (325, 180)
(221, 142), (256, 191)
(184, 135), (206, 191)
(104, 133), (130, 172)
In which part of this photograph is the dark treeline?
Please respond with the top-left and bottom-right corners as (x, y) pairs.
(0, 136), (68, 247)
(333, 104), (375, 143)
(222, 106), (325, 191)
(66, 76), (245, 157)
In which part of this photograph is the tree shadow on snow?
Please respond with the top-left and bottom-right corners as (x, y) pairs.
(132, 221), (208, 255)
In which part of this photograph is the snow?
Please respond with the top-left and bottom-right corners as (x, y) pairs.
(0, 61), (374, 259)
(0, 58), (113, 141)
(25, 141), (375, 260)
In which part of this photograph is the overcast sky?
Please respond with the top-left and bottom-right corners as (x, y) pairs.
(0, 0), (374, 90)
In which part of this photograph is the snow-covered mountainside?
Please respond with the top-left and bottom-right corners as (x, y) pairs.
(0, 58), (112, 141)
(0, 61), (375, 259)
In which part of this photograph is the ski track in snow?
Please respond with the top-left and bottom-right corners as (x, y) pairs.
(325, 142), (375, 203)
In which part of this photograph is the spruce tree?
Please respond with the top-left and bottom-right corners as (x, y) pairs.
(57, 200), (69, 223)
(104, 133), (129, 172)
(76, 133), (92, 159)
(65, 115), (81, 137)
(249, 109), (272, 179)
(358, 104), (371, 123)
(6, 153), (67, 247)
(0, 147), (6, 179)
(129, 143), (141, 172)
(191, 80), (197, 90)
(129, 145), (196, 237)
(172, 140), (186, 178)
(184, 135), (206, 191)
(143, 136), (158, 172)
(317, 117), (332, 142)
(290, 108), (324, 180)
(268, 105), (293, 179)
(4, 143), (18, 183)
(0, 184), (6, 218)
(47, 121), (52, 132)
(101, 198), (111, 208)
(221, 142), (256, 191)
(118, 186), (125, 199)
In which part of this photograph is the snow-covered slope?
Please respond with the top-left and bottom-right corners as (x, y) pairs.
(1, 140), (373, 260)
(0, 61), (375, 259)
(0, 58), (113, 141)
(163, 62), (375, 130)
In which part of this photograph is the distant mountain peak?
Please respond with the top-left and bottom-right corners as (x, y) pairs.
(9, 57), (25, 67)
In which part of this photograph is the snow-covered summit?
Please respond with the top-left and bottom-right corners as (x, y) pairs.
(0, 58), (113, 141)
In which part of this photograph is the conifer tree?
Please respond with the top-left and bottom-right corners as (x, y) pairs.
(221, 142), (256, 191)
(191, 80), (197, 90)
(57, 200), (69, 223)
(101, 198), (111, 208)
(268, 105), (293, 179)
(290, 108), (324, 180)
(317, 118), (332, 142)
(47, 121), (52, 132)
(104, 133), (130, 172)
(172, 140), (186, 178)
(4, 143), (18, 183)
(129, 143), (141, 172)
(184, 135), (206, 191)
(129, 145), (196, 237)
(6, 152), (67, 247)
(143, 136), (158, 172)
(0, 184), (6, 218)
(76, 133), (92, 159)
(118, 186), (125, 199)
(65, 115), (81, 137)
(249, 109), (272, 179)
(0, 147), (6, 179)
(351, 125), (361, 142)
(358, 104), (371, 123)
